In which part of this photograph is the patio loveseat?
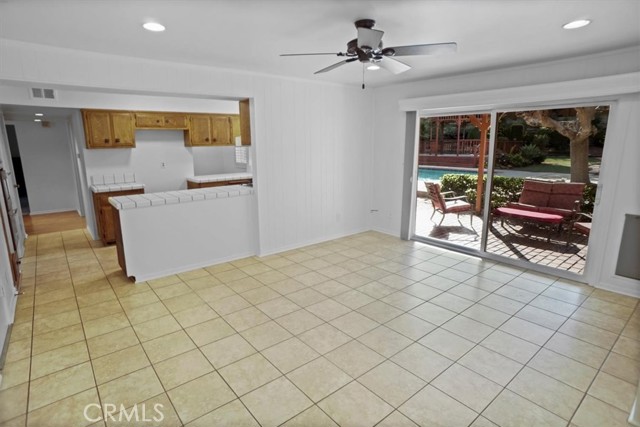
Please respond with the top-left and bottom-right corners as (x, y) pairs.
(495, 179), (585, 242)
(506, 179), (585, 220)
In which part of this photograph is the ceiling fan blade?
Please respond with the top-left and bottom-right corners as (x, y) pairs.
(383, 42), (457, 57)
(357, 27), (384, 49)
(378, 57), (411, 75)
(314, 58), (357, 74)
(280, 52), (346, 57)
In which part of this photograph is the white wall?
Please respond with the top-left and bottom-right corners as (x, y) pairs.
(192, 146), (246, 175)
(0, 39), (373, 256)
(84, 130), (195, 193)
(8, 119), (79, 214)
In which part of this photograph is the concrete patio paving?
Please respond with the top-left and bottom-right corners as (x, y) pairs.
(414, 197), (588, 275)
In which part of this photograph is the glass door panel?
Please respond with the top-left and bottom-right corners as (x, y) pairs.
(413, 113), (492, 252)
(484, 106), (609, 275)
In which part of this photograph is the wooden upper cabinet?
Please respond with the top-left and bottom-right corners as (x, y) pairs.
(135, 112), (188, 129)
(185, 114), (233, 146)
(83, 109), (135, 149)
(231, 115), (241, 141)
(186, 115), (213, 146)
(85, 111), (112, 147)
(239, 99), (251, 146)
(164, 114), (188, 129)
(210, 115), (232, 145)
(83, 108), (244, 148)
(111, 112), (135, 147)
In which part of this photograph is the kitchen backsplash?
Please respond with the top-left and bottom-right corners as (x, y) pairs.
(90, 173), (137, 185)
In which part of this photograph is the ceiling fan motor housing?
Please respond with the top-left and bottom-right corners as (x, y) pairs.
(354, 19), (376, 29)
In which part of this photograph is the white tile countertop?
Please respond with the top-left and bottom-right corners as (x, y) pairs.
(91, 183), (145, 193)
(186, 173), (253, 183)
(90, 173), (145, 193)
(109, 185), (254, 210)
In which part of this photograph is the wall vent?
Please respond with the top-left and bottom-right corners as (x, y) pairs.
(30, 87), (56, 99)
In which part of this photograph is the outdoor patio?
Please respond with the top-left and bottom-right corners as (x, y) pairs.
(415, 197), (589, 275)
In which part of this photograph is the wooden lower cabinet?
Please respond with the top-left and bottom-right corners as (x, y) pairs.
(92, 189), (144, 244)
(187, 179), (252, 189)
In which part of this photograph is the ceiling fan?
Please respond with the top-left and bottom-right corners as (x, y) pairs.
(281, 19), (457, 79)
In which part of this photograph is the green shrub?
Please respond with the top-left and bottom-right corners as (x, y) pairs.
(582, 184), (596, 215)
(441, 174), (524, 210)
(507, 153), (531, 167)
(532, 134), (550, 151)
(519, 144), (547, 164)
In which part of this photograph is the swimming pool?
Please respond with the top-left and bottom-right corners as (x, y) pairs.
(418, 167), (478, 181)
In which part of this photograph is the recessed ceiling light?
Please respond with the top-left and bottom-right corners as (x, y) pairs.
(563, 19), (591, 29)
(143, 22), (165, 32)
(34, 119), (42, 122)
(367, 64), (380, 71)
(35, 113), (44, 117)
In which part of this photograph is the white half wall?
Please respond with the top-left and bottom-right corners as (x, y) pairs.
(0, 39), (373, 255)
(8, 119), (79, 214)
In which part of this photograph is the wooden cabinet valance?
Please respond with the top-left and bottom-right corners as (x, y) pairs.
(135, 112), (188, 129)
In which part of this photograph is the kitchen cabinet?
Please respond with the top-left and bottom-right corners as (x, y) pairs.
(185, 114), (233, 146)
(82, 109), (135, 148)
(231, 115), (241, 141)
(135, 112), (188, 129)
(92, 188), (144, 244)
(239, 99), (251, 145)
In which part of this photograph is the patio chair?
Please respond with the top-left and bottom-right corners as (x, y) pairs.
(566, 212), (592, 246)
(425, 182), (473, 226)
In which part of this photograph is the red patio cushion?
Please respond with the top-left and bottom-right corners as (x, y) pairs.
(496, 207), (563, 224)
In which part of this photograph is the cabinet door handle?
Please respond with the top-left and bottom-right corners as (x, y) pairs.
(104, 139), (109, 143)
(212, 138), (217, 142)
(205, 137), (209, 142)
(115, 138), (120, 143)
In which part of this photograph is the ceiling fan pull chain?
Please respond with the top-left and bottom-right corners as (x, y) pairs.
(362, 63), (366, 90)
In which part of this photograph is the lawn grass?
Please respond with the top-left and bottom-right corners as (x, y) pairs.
(496, 156), (600, 173)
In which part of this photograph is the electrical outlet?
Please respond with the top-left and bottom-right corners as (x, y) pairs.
(161, 162), (166, 169)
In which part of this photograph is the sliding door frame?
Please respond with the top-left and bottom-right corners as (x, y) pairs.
(410, 97), (617, 284)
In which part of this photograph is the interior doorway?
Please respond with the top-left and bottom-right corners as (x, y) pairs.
(5, 125), (30, 214)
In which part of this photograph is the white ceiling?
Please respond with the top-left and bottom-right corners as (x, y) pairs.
(0, 0), (638, 88)
(1, 105), (76, 121)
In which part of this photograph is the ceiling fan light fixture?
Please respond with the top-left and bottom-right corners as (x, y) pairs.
(367, 64), (380, 71)
(143, 22), (165, 32)
(563, 19), (591, 29)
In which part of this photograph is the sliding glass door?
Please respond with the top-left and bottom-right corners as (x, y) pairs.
(413, 113), (491, 253)
(412, 103), (610, 279)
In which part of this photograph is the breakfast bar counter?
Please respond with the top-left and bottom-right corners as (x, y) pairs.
(110, 185), (257, 282)
(186, 172), (253, 189)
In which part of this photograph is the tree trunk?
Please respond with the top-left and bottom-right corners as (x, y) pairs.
(570, 135), (591, 184)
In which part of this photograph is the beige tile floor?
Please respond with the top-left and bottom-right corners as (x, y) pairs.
(0, 229), (638, 427)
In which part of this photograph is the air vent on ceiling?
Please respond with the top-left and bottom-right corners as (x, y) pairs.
(30, 87), (56, 99)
